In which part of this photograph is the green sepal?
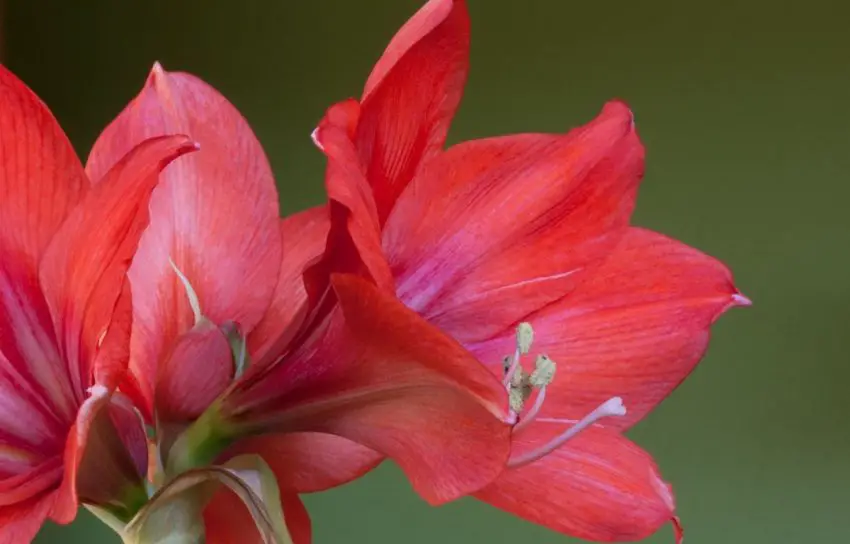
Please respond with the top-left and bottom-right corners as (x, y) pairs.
(121, 455), (292, 544)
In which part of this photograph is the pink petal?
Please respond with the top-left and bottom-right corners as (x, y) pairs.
(230, 275), (511, 505)
(385, 101), (642, 343)
(357, 0), (470, 223)
(472, 227), (747, 430)
(222, 432), (382, 493)
(52, 386), (147, 524)
(157, 321), (234, 423)
(39, 135), (198, 394)
(0, 65), (88, 267)
(0, 348), (65, 476)
(92, 284), (132, 403)
(248, 207), (330, 363)
(0, 456), (62, 506)
(205, 489), (312, 544)
(0, 65), (89, 423)
(88, 64), (281, 418)
(312, 103), (394, 292)
(105, 395), (149, 484)
(475, 425), (682, 543)
(0, 492), (55, 544)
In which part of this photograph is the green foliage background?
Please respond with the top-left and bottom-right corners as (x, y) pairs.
(4, 0), (847, 542)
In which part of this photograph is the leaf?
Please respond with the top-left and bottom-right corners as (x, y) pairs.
(123, 455), (293, 544)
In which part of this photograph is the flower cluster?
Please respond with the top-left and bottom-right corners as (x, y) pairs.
(0, 1), (747, 543)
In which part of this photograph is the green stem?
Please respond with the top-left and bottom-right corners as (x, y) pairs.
(166, 404), (238, 475)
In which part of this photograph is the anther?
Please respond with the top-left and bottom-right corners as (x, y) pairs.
(529, 354), (556, 388)
(513, 386), (546, 433)
(508, 370), (532, 413)
(513, 355), (556, 432)
(516, 322), (534, 355)
(507, 397), (627, 469)
(504, 323), (534, 389)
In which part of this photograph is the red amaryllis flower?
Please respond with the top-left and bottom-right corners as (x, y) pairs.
(89, 64), (512, 542)
(0, 66), (197, 542)
(304, 0), (751, 542)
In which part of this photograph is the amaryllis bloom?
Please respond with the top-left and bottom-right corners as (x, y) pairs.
(87, 63), (513, 542)
(304, 0), (751, 542)
(0, 66), (197, 542)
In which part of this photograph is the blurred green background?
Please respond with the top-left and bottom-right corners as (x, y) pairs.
(4, 0), (847, 542)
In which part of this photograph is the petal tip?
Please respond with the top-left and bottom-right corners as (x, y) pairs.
(147, 61), (166, 84)
(603, 99), (635, 123)
(310, 127), (324, 151)
(731, 292), (752, 307)
(146, 61), (174, 97)
(672, 515), (684, 544)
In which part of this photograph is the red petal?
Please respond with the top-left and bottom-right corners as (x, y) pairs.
(39, 135), (198, 393)
(0, 65), (88, 266)
(476, 425), (681, 543)
(313, 104), (394, 291)
(223, 432), (382, 493)
(105, 395), (149, 483)
(231, 275), (511, 505)
(248, 208), (330, 363)
(0, 66), (89, 422)
(157, 321), (234, 423)
(205, 489), (312, 544)
(0, 348), (65, 477)
(357, 0), (469, 223)
(52, 383), (149, 524)
(0, 457), (62, 506)
(88, 65), (282, 417)
(0, 493), (54, 544)
(471, 227), (747, 429)
(53, 393), (148, 523)
(385, 102), (641, 343)
(92, 284), (132, 405)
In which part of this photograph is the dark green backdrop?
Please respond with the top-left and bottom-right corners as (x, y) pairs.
(4, 0), (847, 542)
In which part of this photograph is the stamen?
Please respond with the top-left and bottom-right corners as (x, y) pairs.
(502, 345), (522, 389)
(503, 322), (533, 388)
(516, 322), (534, 355)
(529, 354), (556, 388)
(169, 258), (202, 325)
(513, 386), (546, 433)
(509, 379), (532, 414)
(507, 397), (627, 469)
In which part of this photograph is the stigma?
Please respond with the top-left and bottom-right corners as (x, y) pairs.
(501, 323), (627, 468)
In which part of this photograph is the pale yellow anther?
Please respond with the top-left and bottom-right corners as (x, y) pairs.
(529, 354), (557, 388)
(509, 379), (533, 413)
(507, 367), (532, 412)
(516, 322), (534, 355)
(509, 388), (524, 413)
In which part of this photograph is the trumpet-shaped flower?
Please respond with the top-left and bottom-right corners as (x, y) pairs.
(303, 0), (751, 541)
(0, 65), (197, 542)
